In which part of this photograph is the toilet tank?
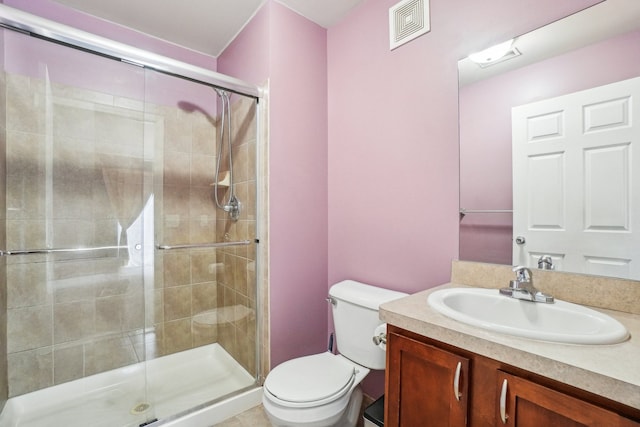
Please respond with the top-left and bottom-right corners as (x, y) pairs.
(329, 280), (407, 370)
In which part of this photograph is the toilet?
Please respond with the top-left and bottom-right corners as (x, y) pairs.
(262, 280), (408, 427)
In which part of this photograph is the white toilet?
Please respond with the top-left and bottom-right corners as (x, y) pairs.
(262, 280), (407, 427)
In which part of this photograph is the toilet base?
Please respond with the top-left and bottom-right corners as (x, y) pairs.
(264, 386), (363, 427)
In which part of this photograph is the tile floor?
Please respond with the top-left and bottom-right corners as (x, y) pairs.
(213, 402), (371, 427)
(213, 405), (271, 426)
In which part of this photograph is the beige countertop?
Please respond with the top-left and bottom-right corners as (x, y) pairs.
(380, 283), (640, 410)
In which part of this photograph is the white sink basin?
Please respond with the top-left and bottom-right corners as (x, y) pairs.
(427, 288), (629, 345)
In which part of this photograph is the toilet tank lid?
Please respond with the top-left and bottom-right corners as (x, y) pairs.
(329, 280), (408, 310)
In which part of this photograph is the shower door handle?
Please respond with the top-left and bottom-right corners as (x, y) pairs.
(156, 240), (251, 250)
(0, 245), (128, 256)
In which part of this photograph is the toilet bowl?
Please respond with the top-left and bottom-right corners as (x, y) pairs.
(262, 280), (408, 427)
(262, 353), (368, 427)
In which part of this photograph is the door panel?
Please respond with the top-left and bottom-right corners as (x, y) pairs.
(512, 76), (640, 278)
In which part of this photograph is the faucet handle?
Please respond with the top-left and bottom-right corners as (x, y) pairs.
(537, 255), (554, 270)
(512, 266), (532, 282)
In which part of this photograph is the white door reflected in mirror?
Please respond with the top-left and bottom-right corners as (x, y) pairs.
(511, 76), (640, 279)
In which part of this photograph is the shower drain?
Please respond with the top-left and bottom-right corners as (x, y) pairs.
(131, 402), (152, 415)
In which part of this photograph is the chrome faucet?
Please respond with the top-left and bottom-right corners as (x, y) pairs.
(499, 266), (554, 303)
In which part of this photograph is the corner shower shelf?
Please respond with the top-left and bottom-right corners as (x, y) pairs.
(211, 171), (230, 187)
(193, 305), (254, 326)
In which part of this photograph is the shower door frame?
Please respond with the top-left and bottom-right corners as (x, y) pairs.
(0, 2), (266, 424)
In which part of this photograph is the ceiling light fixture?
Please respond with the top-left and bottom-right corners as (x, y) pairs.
(468, 39), (521, 67)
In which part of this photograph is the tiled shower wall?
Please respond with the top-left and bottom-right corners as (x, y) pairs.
(154, 93), (258, 376)
(215, 96), (258, 376)
(3, 73), (258, 397)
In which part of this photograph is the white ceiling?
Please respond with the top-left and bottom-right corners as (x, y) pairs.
(52, 0), (366, 57)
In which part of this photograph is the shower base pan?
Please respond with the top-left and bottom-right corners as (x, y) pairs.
(0, 343), (258, 427)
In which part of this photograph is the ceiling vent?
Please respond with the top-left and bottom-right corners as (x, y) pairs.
(389, 0), (430, 50)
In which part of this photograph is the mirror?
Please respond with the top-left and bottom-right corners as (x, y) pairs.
(459, 0), (640, 280)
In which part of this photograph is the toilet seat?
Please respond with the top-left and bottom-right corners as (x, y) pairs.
(264, 353), (357, 408)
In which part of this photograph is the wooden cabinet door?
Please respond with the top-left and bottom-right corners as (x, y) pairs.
(385, 332), (469, 427)
(497, 371), (639, 427)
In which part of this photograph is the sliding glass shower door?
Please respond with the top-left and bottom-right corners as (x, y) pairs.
(142, 65), (259, 421)
(3, 28), (154, 425)
(1, 16), (259, 427)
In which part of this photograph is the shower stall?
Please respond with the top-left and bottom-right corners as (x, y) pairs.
(0, 5), (264, 427)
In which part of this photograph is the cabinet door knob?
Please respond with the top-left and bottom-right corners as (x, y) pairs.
(499, 378), (509, 424)
(453, 361), (462, 401)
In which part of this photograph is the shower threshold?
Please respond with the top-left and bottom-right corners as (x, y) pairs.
(0, 344), (256, 427)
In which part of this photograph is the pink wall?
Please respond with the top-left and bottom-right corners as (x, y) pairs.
(327, 0), (600, 395)
(216, 5), (270, 89)
(327, 0), (601, 292)
(327, 0), (456, 295)
(267, 4), (329, 367)
(219, 2), (329, 368)
(459, 30), (640, 264)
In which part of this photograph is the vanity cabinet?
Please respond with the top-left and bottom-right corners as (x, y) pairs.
(385, 331), (469, 426)
(385, 326), (640, 427)
(497, 371), (638, 427)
